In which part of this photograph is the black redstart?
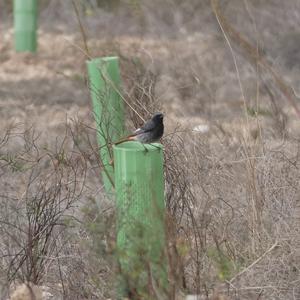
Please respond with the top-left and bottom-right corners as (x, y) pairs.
(115, 112), (164, 145)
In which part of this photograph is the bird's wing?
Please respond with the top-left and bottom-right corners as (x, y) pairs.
(132, 119), (155, 135)
(139, 119), (156, 132)
(133, 127), (143, 135)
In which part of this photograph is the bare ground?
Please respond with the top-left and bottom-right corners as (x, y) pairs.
(1, 1), (300, 299)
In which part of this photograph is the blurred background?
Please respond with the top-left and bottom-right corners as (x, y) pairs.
(1, 1), (300, 299)
(1, 0), (300, 133)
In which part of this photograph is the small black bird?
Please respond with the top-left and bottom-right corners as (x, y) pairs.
(115, 112), (164, 144)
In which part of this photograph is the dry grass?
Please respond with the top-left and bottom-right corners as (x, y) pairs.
(1, 1), (300, 299)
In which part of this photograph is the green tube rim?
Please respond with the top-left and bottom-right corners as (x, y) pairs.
(86, 56), (119, 65)
(113, 142), (163, 152)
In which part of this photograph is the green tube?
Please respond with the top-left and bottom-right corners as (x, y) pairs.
(86, 57), (124, 194)
(14, 0), (37, 52)
(113, 142), (168, 298)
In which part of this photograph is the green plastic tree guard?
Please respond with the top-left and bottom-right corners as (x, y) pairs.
(113, 142), (168, 298)
(14, 0), (37, 52)
(86, 57), (124, 194)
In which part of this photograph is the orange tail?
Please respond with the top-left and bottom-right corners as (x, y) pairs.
(114, 135), (136, 145)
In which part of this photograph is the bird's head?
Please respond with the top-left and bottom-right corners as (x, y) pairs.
(152, 112), (164, 122)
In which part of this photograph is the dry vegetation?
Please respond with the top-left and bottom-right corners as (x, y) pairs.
(1, 0), (300, 299)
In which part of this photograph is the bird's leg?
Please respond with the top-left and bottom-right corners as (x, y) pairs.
(139, 141), (149, 154)
(149, 143), (161, 151)
(140, 142), (149, 153)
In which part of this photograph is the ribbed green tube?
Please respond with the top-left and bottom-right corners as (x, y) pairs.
(113, 142), (167, 298)
(86, 57), (124, 194)
(14, 0), (37, 52)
